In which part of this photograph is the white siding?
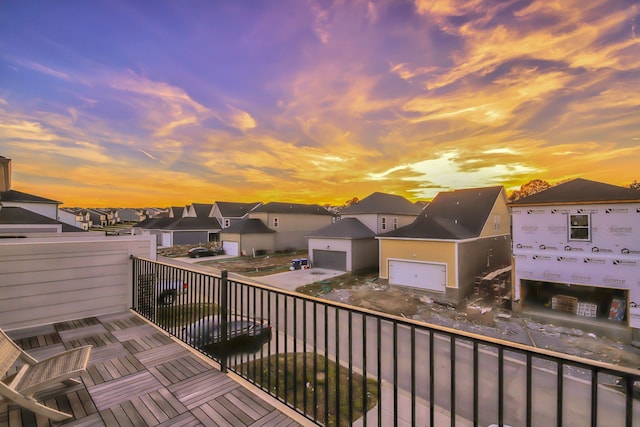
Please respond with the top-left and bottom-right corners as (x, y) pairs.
(512, 202), (640, 327)
(0, 235), (156, 331)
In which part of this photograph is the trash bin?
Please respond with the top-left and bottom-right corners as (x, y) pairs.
(292, 259), (301, 270)
(301, 258), (308, 269)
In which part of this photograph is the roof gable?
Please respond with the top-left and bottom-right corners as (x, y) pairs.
(381, 186), (504, 240)
(307, 218), (376, 239)
(340, 192), (422, 215)
(509, 178), (640, 205)
(252, 202), (331, 215)
(215, 201), (262, 217)
(191, 203), (213, 218)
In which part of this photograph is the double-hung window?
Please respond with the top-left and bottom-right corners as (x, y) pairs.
(381, 217), (387, 231)
(273, 217), (279, 228)
(569, 214), (590, 241)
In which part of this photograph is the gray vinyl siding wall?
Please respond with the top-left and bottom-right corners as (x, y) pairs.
(0, 235), (155, 331)
(351, 238), (379, 272)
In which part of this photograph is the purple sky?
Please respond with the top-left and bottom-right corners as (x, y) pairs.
(1, 0), (639, 207)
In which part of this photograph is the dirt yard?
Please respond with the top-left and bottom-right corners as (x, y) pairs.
(172, 246), (640, 368)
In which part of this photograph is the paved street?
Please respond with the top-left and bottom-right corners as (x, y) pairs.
(156, 256), (639, 426)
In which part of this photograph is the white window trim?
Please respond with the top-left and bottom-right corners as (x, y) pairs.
(568, 213), (591, 241)
(381, 217), (387, 231)
(393, 217), (398, 230)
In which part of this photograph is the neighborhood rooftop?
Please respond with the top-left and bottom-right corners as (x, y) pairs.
(509, 178), (640, 205)
(381, 186), (504, 240)
(340, 192), (422, 215)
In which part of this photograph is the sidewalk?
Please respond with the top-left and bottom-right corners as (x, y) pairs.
(353, 382), (473, 427)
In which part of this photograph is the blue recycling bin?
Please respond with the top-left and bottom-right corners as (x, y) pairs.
(292, 259), (301, 270)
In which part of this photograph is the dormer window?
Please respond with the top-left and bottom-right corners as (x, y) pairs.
(569, 214), (590, 241)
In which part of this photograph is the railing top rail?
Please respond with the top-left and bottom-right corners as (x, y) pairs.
(131, 255), (640, 377)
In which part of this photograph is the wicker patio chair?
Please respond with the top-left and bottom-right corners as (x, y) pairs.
(0, 327), (92, 421)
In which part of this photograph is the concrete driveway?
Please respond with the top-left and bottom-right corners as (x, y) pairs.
(253, 268), (346, 292)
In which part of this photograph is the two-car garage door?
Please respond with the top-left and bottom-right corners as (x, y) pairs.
(312, 250), (347, 271)
(388, 260), (446, 293)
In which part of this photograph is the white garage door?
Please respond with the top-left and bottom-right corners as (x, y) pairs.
(389, 260), (446, 292)
(222, 241), (239, 256)
(161, 232), (172, 248)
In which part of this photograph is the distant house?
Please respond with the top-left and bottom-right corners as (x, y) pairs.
(0, 206), (63, 233)
(116, 208), (145, 223)
(509, 178), (640, 342)
(377, 186), (511, 304)
(133, 203), (221, 247)
(220, 202), (332, 256)
(0, 156), (81, 234)
(218, 218), (276, 256)
(307, 192), (421, 271)
(86, 209), (107, 228)
(59, 208), (91, 231)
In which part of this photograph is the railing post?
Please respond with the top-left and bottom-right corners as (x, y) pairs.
(220, 269), (229, 373)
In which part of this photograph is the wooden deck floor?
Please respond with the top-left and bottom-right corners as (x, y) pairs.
(0, 312), (304, 427)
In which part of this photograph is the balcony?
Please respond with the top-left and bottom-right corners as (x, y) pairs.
(1, 235), (640, 426)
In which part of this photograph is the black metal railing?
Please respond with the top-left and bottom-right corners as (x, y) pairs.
(131, 257), (640, 427)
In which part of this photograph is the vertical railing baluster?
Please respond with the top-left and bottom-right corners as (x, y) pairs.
(348, 311), (353, 426)
(411, 326), (415, 427)
(473, 341), (478, 427)
(498, 347), (504, 427)
(590, 368), (598, 427)
(393, 321), (398, 427)
(557, 362), (563, 427)
(220, 270), (228, 373)
(429, 331), (434, 427)
(450, 336), (456, 427)
(377, 318), (382, 427)
(335, 308), (340, 427)
(362, 313), (367, 427)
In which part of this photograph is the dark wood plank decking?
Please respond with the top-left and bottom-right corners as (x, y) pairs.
(0, 312), (303, 427)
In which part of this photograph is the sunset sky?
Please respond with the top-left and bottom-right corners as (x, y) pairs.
(1, 0), (639, 208)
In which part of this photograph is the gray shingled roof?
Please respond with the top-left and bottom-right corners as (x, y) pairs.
(252, 202), (331, 215)
(307, 218), (376, 239)
(0, 189), (61, 204)
(164, 217), (221, 230)
(0, 206), (60, 224)
(508, 178), (640, 205)
(215, 201), (262, 217)
(340, 192), (422, 215)
(380, 186), (504, 240)
(134, 217), (176, 229)
(222, 218), (275, 234)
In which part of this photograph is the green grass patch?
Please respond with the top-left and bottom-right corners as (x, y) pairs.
(155, 303), (217, 328)
(297, 270), (378, 296)
(236, 353), (378, 426)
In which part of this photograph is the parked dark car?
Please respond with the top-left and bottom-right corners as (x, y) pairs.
(188, 247), (215, 258)
(182, 315), (272, 356)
